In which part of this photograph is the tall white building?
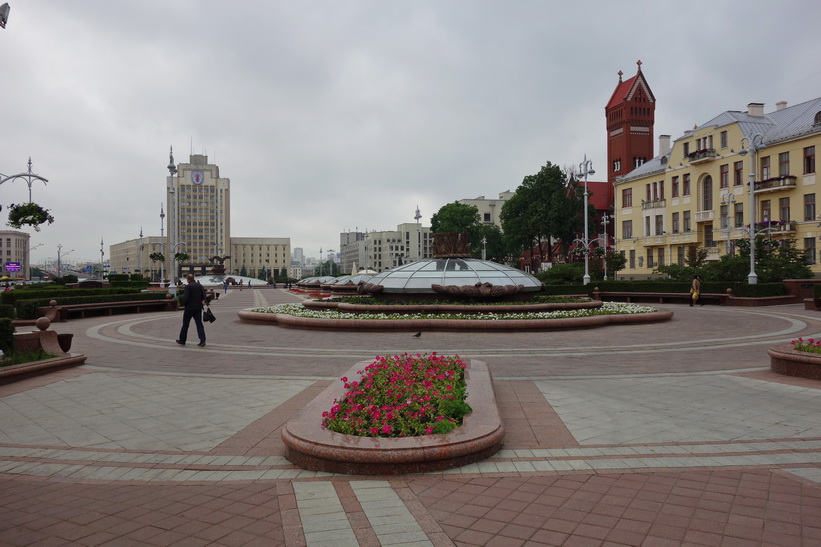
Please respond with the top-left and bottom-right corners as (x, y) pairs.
(364, 223), (431, 272)
(167, 153), (231, 275)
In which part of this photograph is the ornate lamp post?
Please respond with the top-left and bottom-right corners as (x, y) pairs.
(167, 147), (178, 294)
(0, 158), (49, 202)
(578, 155), (595, 285)
(100, 238), (105, 280)
(415, 205), (422, 261)
(601, 213), (610, 280)
(739, 134), (765, 284)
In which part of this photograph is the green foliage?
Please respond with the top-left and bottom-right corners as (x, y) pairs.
(592, 280), (784, 297)
(148, 252), (164, 263)
(12, 290), (153, 319)
(107, 274), (129, 282)
(0, 304), (14, 319)
(54, 275), (78, 285)
(536, 262), (584, 285)
(1, 349), (56, 366)
(0, 318), (13, 355)
(174, 252), (190, 262)
(430, 202), (480, 233)
(500, 161), (581, 262)
(814, 284), (821, 298)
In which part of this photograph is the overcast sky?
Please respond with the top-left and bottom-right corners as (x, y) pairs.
(2, 1), (820, 268)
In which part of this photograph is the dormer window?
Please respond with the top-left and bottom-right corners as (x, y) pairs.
(814, 111), (821, 125)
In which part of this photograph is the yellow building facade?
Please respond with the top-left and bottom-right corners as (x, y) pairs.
(614, 99), (821, 279)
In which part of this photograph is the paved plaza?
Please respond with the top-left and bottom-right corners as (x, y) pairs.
(0, 288), (820, 546)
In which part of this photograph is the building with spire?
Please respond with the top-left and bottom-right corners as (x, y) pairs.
(606, 61), (656, 207)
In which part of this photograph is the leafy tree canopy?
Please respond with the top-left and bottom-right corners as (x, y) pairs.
(430, 202), (480, 233)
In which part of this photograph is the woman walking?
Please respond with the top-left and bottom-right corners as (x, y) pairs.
(690, 274), (702, 307)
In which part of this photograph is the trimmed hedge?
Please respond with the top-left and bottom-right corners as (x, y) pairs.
(15, 292), (172, 320)
(0, 318), (13, 355)
(587, 280), (785, 298)
(0, 304), (14, 319)
(107, 281), (150, 290)
(1, 288), (141, 306)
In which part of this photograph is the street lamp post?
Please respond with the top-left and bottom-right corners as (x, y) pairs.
(578, 155), (595, 285)
(415, 206), (422, 262)
(600, 213), (610, 281)
(159, 205), (165, 284)
(0, 158), (49, 201)
(739, 134), (765, 284)
(100, 238), (104, 280)
(167, 147), (178, 294)
(56, 244), (74, 279)
(28, 242), (43, 281)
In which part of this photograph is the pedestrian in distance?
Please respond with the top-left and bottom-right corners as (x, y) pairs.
(690, 274), (702, 307)
(223, 281), (228, 294)
(176, 274), (207, 347)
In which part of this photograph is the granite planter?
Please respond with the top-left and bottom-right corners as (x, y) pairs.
(281, 358), (504, 475)
(768, 345), (821, 380)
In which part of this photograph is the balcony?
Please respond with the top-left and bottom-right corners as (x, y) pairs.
(641, 198), (666, 210)
(686, 148), (717, 164)
(695, 210), (714, 223)
(754, 175), (797, 193)
(756, 220), (797, 234)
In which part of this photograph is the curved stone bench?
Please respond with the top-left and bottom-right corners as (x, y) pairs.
(281, 359), (503, 475)
(238, 308), (673, 331)
(768, 346), (821, 380)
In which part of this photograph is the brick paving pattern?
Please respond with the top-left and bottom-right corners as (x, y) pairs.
(0, 287), (819, 545)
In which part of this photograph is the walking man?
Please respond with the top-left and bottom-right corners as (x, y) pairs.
(177, 274), (207, 347)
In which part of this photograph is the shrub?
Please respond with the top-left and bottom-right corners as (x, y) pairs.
(0, 318), (14, 355)
(536, 262), (584, 285)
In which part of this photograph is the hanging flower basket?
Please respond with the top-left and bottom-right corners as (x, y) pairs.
(7, 202), (55, 231)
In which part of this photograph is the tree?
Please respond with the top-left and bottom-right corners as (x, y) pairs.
(472, 224), (506, 262)
(430, 202), (480, 233)
(500, 161), (582, 266)
(149, 252), (164, 263)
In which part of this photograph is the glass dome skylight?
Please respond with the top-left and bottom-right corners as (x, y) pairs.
(364, 258), (542, 294)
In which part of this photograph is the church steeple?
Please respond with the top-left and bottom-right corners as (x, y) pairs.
(605, 61), (656, 201)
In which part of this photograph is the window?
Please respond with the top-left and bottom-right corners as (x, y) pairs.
(622, 220), (633, 239)
(779, 152), (790, 176)
(677, 246), (685, 265)
(805, 146), (816, 174)
(672, 212), (680, 233)
(805, 238), (817, 265)
(705, 223), (715, 247)
(683, 142), (690, 157)
(720, 164), (729, 188)
(734, 203), (744, 227)
(483, 213), (491, 222)
(622, 188), (633, 207)
(657, 248), (665, 267)
(644, 217), (651, 237)
(655, 215), (664, 235)
(761, 156), (770, 180)
(683, 174), (691, 196)
(672, 176), (679, 197)
(720, 204), (730, 229)
(646, 184), (652, 202)
(805, 193), (816, 221)
(629, 250), (636, 269)
(614, 159), (621, 172)
(702, 176), (713, 211)
(647, 249), (654, 269)
(761, 199), (771, 223)
(779, 197), (790, 222)
(734, 161), (744, 185)
(683, 210), (691, 232)
(720, 130), (728, 149)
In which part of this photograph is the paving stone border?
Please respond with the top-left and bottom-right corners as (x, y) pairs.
(281, 358), (504, 475)
(0, 354), (87, 383)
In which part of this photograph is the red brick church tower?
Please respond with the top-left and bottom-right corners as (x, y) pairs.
(605, 61), (656, 204)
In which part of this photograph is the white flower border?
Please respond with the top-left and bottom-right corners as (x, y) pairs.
(252, 301), (656, 321)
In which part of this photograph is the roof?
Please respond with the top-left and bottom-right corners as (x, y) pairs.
(586, 181), (611, 210)
(605, 66), (656, 111)
(619, 97), (821, 183)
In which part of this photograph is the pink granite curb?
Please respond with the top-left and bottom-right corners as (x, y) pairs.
(238, 308), (673, 331)
(302, 300), (604, 313)
(768, 345), (821, 380)
(0, 354), (88, 382)
(281, 358), (504, 475)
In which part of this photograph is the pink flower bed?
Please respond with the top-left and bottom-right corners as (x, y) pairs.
(321, 353), (471, 438)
